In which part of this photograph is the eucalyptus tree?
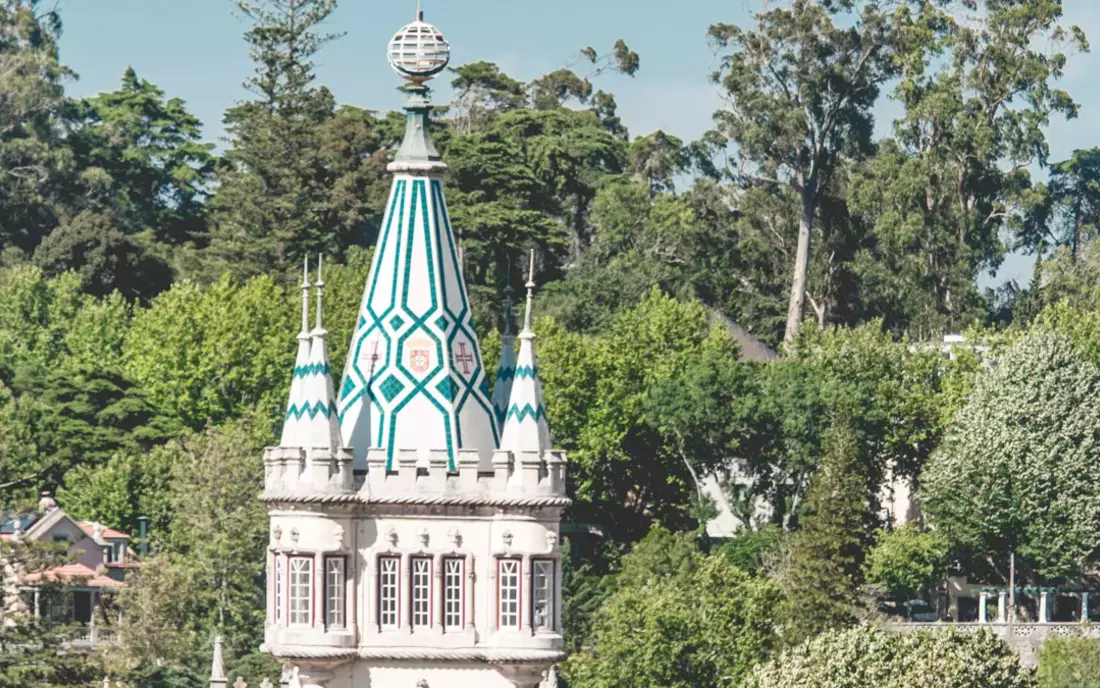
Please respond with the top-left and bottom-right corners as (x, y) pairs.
(708, 0), (897, 345)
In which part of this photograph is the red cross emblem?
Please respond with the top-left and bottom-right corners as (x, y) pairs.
(454, 342), (475, 375)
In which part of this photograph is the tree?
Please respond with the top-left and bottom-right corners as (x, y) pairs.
(449, 61), (527, 135)
(0, 539), (99, 687)
(708, 0), (895, 344)
(64, 67), (215, 247)
(565, 554), (780, 688)
(115, 418), (269, 667)
(864, 524), (948, 603)
(538, 290), (740, 541)
(750, 626), (1034, 688)
(205, 0), (387, 277)
(1037, 637), (1100, 688)
(849, 0), (1085, 335)
(1026, 149), (1100, 265)
(921, 330), (1100, 582)
(0, 0), (72, 254)
(779, 417), (873, 644)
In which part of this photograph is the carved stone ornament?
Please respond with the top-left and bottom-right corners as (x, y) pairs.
(386, 526), (399, 547)
(289, 528), (300, 545)
(417, 681), (430, 688)
(332, 524), (344, 550)
(417, 527), (430, 547)
(233, 678), (247, 688)
(447, 527), (461, 548)
(272, 525), (282, 545)
(545, 530), (558, 552)
(502, 530), (514, 549)
(259, 680), (273, 688)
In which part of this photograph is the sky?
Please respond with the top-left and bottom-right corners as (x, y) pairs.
(53, 0), (1100, 287)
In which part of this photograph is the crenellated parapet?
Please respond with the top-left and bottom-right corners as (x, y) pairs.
(263, 445), (356, 498)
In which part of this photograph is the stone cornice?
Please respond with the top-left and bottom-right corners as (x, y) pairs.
(265, 644), (565, 665)
(259, 492), (571, 509)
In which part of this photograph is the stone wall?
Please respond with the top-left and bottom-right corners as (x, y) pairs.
(884, 622), (1100, 668)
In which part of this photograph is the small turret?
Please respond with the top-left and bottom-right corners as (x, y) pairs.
(499, 252), (551, 454)
(209, 636), (227, 688)
(280, 258), (313, 448)
(305, 256), (341, 451)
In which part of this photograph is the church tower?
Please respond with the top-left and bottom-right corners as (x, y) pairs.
(261, 11), (569, 688)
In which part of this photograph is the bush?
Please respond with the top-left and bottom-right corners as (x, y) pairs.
(1037, 637), (1100, 688)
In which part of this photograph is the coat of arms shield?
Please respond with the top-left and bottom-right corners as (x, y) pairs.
(408, 338), (431, 373)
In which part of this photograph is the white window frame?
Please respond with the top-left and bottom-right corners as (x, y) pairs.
(325, 556), (346, 629)
(532, 559), (554, 631)
(411, 557), (432, 629)
(498, 558), (521, 630)
(274, 554), (285, 625)
(378, 556), (400, 629)
(288, 556), (313, 627)
(443, 557), (464, 631)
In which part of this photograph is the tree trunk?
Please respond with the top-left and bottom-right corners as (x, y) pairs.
(783, 188), (814, 346)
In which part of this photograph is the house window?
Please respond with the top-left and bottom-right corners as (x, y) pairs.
(443, 558), (463, 630)
(532, 559), (554, 631)
(108, 542), (125, 563)
(411, 558), (431, 628)
(378, 557), (399, 629)
(325, 557), (346, 629)
(274, 555), (285, 624)
(288, 557), (312, 626)
(498, 559), (520, 629)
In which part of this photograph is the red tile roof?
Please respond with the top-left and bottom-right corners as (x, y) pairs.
(76, 521), (130, 540)
(22, 563), (125, 588)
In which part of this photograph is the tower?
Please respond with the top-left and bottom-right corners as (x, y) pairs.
(262, 10), (569, 688)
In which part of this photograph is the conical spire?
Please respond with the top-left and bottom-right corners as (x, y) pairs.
(491, 282), (517, 432)
(209, 636), (226, 688)
(500, 252), (551, 454)
(280, 259), (313, 447)
(304, 255), (341, 450)
(338, 23), (497, 472)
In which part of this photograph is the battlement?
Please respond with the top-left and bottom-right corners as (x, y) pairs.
(363, 448), (567, 501)
(263, 445), (356, 495)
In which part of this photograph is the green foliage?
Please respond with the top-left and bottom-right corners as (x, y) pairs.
(123, 275), (295, 433)
(566, 554), (780, 688)
(779, 418), (873, 644)
(864, 524), (947, 602)
(538, 289), (738, 541)
(1037, 637), (1100, 688)
(718, 525), (784, 576)
(922, 330), (1100, 581)
(750, 626), (1034, 688)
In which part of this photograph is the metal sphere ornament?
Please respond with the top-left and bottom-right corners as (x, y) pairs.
(387, 10), (450, 84)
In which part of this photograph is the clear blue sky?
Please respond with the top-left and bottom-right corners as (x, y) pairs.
(54, 0), (1100, 287)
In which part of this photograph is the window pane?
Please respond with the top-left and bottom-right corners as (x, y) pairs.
(379, 557), (399, 629)
(412, 558), (431, 628)
(499, 559), (519, 629)
(532, 560), (554, 631)
(444, 558), (463, 630)
(325, 557), (345, 629)
(289, 558), (312, 626)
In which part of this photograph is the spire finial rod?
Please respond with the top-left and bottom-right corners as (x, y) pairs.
(314, 254), (325, 332)
(300, 257), (310, 336)
(503, 276), (515, 336)
(523, 250), (536, 333)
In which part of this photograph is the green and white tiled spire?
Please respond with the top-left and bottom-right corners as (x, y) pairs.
(491, 284), (517, 433)
(305, 256), (342, 451)
(337, 35), (498, 471)
(280, 259), (314, 447)
(500, 253), (551, 454)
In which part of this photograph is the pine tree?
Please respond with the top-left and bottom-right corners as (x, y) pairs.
(205, 0), (386, 279)
(780, 416), (873, 644)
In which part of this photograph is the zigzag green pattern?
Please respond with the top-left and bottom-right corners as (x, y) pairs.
(294, 362), (332, 378)
(505, 403), (546, 423)
(513, 365), (538, 379)
(495, 366), (516, 381)
(284, 400), (339, 421)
